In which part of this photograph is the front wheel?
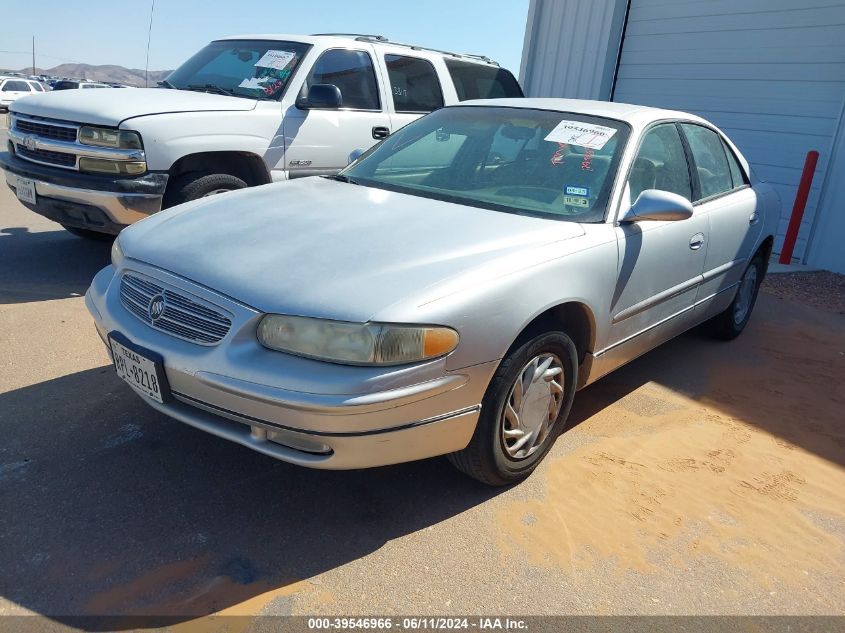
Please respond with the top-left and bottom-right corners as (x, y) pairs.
(164, 173), (248, 207)
(448, 331), (578, 486)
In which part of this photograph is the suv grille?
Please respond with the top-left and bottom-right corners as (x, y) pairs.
(15, 119), (78, 142)
(15, 145), (76, 168)
(119, 273), (232, 345)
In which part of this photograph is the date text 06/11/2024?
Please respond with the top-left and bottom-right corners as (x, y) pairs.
(307, 617), (529, 630)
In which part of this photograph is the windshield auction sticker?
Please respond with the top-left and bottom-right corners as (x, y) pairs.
(545, 120), (617, 150)
(255, 50), (296, 70)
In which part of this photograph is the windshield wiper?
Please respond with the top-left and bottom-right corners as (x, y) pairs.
(324, 174), (358, 185)
(186, 84), (234, 96)
(157, 79), (176, 89)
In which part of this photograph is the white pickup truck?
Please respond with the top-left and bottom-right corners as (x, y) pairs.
(1, 33), (522, 239)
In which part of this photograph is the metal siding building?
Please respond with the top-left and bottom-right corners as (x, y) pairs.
(520, 0), (845, 273)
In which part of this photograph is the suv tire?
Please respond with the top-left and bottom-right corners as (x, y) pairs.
(165, 173), (248, 207)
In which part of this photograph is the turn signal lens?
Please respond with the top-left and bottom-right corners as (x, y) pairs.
(257, 315), (459, 366)
(79, 157), (147, 175)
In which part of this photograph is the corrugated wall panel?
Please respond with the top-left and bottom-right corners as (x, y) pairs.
(613, 0), (845, 260)
(519, 0), (628, 99)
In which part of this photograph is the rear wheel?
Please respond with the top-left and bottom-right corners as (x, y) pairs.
(448, 331), (578, 486)
(164, 173), (248, 208)
(61, 224), (114, 241)
(703, 252), (765, 340)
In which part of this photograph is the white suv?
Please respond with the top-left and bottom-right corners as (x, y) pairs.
(0, 76), (46, 111)
(1, 34), (522, 239)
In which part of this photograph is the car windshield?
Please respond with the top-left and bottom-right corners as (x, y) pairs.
(166, 39), (311, 100)
(343, 106), (630, 222)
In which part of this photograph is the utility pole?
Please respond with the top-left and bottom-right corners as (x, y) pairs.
(32, 36), (35, 75)
(145, 0), (155, 87)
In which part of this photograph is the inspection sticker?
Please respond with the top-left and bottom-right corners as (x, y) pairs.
(565, 185), (590, 197)
(563, 196), (590, 208)
(255, 50), (296, 70)
(545, 120), (617, 150)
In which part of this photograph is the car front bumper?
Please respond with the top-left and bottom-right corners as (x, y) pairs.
(85, 261), (492, 470)
(1, 149), (168, 234)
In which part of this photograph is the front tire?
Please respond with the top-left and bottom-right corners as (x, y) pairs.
(164, 173), (247, 207)
(448, 331), (578, 486)
(703, 251), (765, 340)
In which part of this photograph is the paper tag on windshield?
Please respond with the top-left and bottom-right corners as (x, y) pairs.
(238, 77), (267, 89)
(255, 50), (296, 70)
(545, 120), (617, 150)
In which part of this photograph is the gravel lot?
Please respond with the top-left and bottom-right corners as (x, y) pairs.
(1, 132), (843, 629)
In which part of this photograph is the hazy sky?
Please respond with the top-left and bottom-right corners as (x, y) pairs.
(2, 0), (529, 74)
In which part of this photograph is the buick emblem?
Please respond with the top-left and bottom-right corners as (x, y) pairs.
(148, 294), (166, 321)
(22, 135), (38, 151)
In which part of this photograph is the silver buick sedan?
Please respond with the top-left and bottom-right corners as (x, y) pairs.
(86, 99), (778, 485)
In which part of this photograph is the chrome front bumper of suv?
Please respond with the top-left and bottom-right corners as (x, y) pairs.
(1, 150), (168, 234)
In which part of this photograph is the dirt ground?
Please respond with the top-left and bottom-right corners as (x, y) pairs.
(0, 124), (843, 629)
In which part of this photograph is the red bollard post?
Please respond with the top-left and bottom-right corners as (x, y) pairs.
(779, 150), (819, 264)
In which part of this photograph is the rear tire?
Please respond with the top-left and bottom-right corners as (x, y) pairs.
(703, 251), (765, 340)
(61, 224), (114, 241)
(164, 173), (248, 208)
(448, 331), (578, 486)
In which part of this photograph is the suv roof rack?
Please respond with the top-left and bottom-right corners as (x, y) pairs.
(309, 33), (499, 66)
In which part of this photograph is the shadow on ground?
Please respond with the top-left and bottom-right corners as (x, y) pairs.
(0, 227), (111, 304)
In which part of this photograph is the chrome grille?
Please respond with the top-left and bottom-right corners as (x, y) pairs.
(119, 273), (232, 345)
(15, 145), (76, 167)
(15, 119), (78, 142)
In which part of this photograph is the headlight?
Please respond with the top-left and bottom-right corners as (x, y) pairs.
(78, 126), (143, 149)
(111, 238), (124, 268)
(79, 157), (147, 175)
(256, 315), (459, 366)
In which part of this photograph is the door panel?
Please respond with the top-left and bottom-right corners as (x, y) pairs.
(283, 47), (391, 176)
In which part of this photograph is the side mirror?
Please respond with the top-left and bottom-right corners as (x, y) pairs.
(296, 84), (342, 110)
(347, 148), (365, 165)
(620, 189), (693, 223)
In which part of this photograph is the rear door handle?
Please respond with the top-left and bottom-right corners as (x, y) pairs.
(372, 126), (390, 140)
(689, 233), (705, 250)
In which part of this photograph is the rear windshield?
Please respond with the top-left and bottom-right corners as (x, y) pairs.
(167, 39), (311, 100)
(445, 60), (523, 101)
(52, 81), (78, 90)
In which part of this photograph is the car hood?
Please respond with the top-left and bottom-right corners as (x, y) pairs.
(121, 178), (586, 322)
(10, 88), (256, 127)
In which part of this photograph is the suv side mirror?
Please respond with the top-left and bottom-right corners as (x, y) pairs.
(296, 84), (342, 110)
(620, 189), (694, 223)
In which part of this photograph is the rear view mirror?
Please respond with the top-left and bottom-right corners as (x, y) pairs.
(620, 189), (694, 223)
(296, 84), (342, 110)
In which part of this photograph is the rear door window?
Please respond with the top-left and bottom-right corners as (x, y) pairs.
(444, 60), (523, 101)
(384, 54), (443, 113)
(28, 81), (44, 92)
(722, 139), (749, 188)
(680, 123), (734, 200)
(306, 49), (380, 110)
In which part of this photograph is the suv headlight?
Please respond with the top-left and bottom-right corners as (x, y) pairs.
(79, 126), (143, 150)
(257, 315), (459, 366)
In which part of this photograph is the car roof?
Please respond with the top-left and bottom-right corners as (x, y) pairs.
(457, 98), (709, 128)
(213, 34), (500, 66)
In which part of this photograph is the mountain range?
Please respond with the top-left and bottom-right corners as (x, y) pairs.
(7, 64), (174, 87)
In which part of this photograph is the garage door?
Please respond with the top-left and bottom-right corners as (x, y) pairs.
(612, 0), (845, 260)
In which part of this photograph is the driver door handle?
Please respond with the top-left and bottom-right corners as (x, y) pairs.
(372, 126), (390, 140)
(689, 233), (705, 250)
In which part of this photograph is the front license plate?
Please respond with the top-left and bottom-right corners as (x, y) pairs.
(109, 335), (168, 404)
(16, 177), (36, 204)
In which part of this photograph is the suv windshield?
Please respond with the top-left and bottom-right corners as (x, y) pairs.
(343, 106), (630, 222)
(166, 39), (311, 100)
